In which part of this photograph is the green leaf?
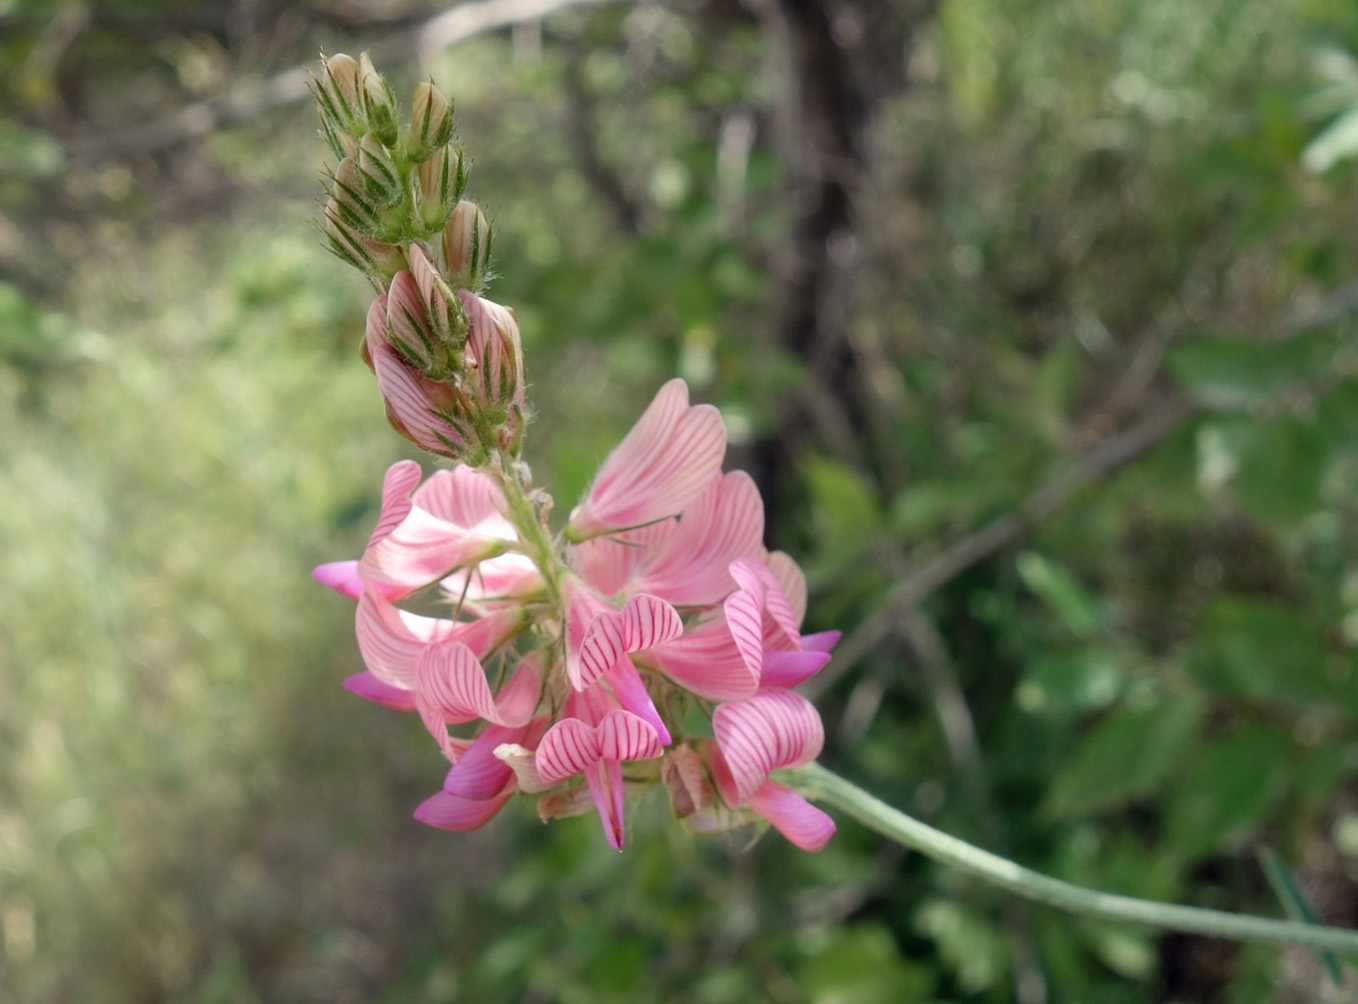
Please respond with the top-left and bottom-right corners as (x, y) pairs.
(1234, 417), (1327, 525)
(1166, 333), (1332, 411)
(1303, 106), (1358, 174)
(798, 925), (934, 1004)
(1258, 846), (1347, 988)
(1185, 597), (1334, 706)
(1016, 551), (1100, 638)
(1044, 695), (1204, 818)
(1164, 724), (1290, 860)
(803, 455), (881, 565)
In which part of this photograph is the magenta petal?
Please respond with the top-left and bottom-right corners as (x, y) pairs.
(443, 723), (519, 799)
(647, 617), (760, 702)
(604, 658), (671, 746)
(759, 649), (831, 689)
(584, 758), (627, 850)
(413, 781), (515, 831)
(801, 630), (841, 654)
(342, 671), (417, 711)
(313, 560), (363, 599)
(747, 781), (835, 851)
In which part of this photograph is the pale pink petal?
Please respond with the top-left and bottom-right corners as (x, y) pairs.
(342, 670), (416, 711)
(620, 594), (683, 651)
(313, 560), (363, 599)
(630, 472), (764, 606)
(568, 379), (727, 539)
(644, 615), (760, 701)
(729, 558), (800, 648)
(386, 270), (437, 369)
(573, 534), (649, 596)
(493, 658), (543, 725)
(362, 508), (507, 594)
(412, 466), (509, 529)
(413, 779), (516, 831)
(415, 641), (533, 727)
(407, 243), (452, 338)
(764, 551), (808, 627)
(356, 592), (527, 688)
(758, 649), (831, 689)
(362, 293), (388, 364)
(494, 742), (553, 793)
(747, 781), (836, 851)
(536, 718), (599, 785)
(585, 758), (628, 850)
(596, 710), (664, 762)
(369, 460), (423, 548)
(712, 690), (825, 805)
(440, 553), (544, 604)
(603, 658), (671, 745)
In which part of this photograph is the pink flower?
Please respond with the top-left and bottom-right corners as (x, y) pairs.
(565, 378), (726, 541)
(316, 379), (841, 850)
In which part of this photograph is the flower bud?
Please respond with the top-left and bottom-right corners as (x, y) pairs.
(323, 198), (405, 281)
(312, 53), (364, 142)
(409, 82), (456, 161)
(327, 156), (382, 232)
(358, 52), (399, 147)
(458, 289), (526, 455)
(442, 201), (492, 290)
(415, 146), (464, 232)
(356, 133), (403, 206)
(662, 745), (715, 819)
(385, 270), (441, 373)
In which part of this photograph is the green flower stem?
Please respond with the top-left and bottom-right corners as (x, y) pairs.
(788, 761), (1358, 954)
(490, 458), (563, 609)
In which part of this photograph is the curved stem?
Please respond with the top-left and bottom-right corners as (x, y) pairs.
(787, 762), (1358, 955)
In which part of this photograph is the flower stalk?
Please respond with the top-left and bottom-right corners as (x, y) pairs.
(787, 761), (1358, 954)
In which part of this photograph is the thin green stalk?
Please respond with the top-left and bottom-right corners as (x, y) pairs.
(787, 762), (1358, 955)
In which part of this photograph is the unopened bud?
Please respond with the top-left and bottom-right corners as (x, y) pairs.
(409, 82), (455, 161)
(662, 745), (716, 819)
(358, 53), (399, 146)
(407, 243), (463, 348)
(459, 289), (526, 454)
(356, 133), (403, 206)
(323, 198), (404, 280)
(313, 53), (363, 138)
(442, 201), (492, 290)
(415, 146), (463, 231)
(385, 271), (441, 373)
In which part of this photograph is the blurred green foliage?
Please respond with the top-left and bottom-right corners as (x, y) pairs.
(2, 0), (1358, 1002)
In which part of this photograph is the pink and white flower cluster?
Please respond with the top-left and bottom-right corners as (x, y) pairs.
(315, 379), (839, 850)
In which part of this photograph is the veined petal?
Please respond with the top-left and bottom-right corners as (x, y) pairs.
(630, 472), (764, 606)
(747, 781), (836, 851)
(444, 717), (546, 799)
(412, 466), (510, 530)
(620, 594), (683, 651)
(729, 558), (800, 648)
(568, 379), (726, 539)
(712, 690), (825, 805)
(313, 560), (363, 599)
(536, 718), (598, 785)
(596, 710), (665, 762)
(342, 670), (416, 711)
(362, 507), (506, 594)
(356, 591), (526, 688)
(764, 550), (809, 627)
(415, 641), (534, 727)
(369, 460), (423, 548)
(413, 779), (516, 831)
(644, 615), (760, 701)
(371, 342), (468, 453)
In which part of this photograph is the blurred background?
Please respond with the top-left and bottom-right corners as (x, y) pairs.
(3, 0), (1358, 1001)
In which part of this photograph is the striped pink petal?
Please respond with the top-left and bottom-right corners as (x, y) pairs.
(356, 591), (527, 688)
(629, 472), (764, 606)
(585, 758), (628, 850)
(536, 710), (663, 786)
(342, 670), (416, 711)
(712, 689), (825, 805)
(313, 560), (363, 599)
(746, 781), (836, 851)
(444, 716), (547, 800)
(596, 710), (665, 762)
(644, 615), (760, 701)
(764, 550), (809, 627)
(362, 293), (388, 366)
(729, 558), (800, 647)
(567, 379), (726, 540)
(620, 594), (683, 652)
(413, 778), (516, 831)
(386, 270), (438, 370)
(361, 509), (507, 595)
(370, 460), (422, 547)
(414, 641), (535, 727)
(407, 243), (453, 341)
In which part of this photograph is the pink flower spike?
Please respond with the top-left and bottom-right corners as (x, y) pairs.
(313, 560), (363, 599)
(567, 379), (726, 541)
(746, 781), (836, 851)
(343, 670), (417, 711)
(413, 778), (516, 832)
(712, 689), (825, 805)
